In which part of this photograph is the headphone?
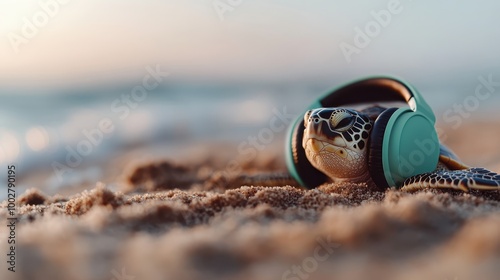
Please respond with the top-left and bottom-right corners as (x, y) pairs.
(285, 76), (440, 189)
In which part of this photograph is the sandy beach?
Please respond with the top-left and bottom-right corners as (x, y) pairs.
(0, 119), (499, 280)
(3, 1), (500, 279)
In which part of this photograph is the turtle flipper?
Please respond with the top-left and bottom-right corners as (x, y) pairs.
(401, 168), (500, 192)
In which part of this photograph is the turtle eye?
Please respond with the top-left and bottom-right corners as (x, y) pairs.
(331, 111), (354, 132)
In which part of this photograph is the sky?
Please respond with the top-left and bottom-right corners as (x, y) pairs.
(1, 0), (500, 90)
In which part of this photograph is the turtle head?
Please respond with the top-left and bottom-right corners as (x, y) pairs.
(302, 108), (373, 183)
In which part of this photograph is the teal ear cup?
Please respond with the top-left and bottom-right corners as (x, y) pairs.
(369, 107), (439, 188)
(285, 76), (440, 189)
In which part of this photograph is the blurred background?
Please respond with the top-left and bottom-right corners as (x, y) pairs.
(1, 0), (500, 198)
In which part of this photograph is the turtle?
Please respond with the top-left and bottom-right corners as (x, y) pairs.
(302, 106), (500, 192)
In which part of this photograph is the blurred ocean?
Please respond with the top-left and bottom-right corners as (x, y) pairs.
(1, 83), (500, 199)
(0, 85), (319, 195)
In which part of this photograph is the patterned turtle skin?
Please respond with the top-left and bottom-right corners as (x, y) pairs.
(302, 106), (500, 192)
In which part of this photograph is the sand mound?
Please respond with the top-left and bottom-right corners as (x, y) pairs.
(1, 154), (500, 280)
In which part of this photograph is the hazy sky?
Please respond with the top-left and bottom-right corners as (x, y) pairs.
(1, 0), (500, 89)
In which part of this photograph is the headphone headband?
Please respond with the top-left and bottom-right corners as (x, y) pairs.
(310, 76), (435, 122)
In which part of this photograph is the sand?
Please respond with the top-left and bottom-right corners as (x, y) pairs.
(1, 121), (500, 280)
